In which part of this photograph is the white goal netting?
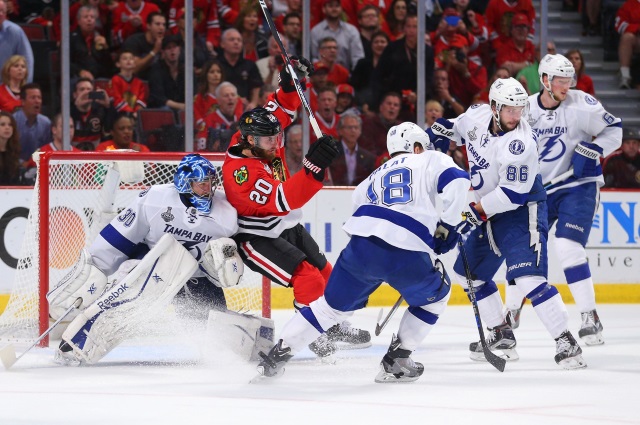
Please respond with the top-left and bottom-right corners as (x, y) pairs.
(0, 152), (267, 344)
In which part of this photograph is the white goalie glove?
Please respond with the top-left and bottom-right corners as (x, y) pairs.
(200, 237), (244, 288)
(46, 249), (109, 321)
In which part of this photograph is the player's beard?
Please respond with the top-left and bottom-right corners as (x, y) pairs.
(251, 145), (277, 162)
(500, 118), (519, 132)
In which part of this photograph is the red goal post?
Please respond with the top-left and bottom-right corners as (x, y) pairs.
(0, 151), (271, 347)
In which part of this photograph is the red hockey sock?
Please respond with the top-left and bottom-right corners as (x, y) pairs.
(291, 261), (326, 306)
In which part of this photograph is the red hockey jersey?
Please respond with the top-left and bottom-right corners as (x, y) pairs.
(108, 74), (148, 113)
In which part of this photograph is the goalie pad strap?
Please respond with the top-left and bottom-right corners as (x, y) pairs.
(46, 249), (108, 321)
(61, 234), (198, 364)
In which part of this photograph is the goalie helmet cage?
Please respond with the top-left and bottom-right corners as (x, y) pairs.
(0, 151), (271, 347)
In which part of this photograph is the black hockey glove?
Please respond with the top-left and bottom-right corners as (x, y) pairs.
(303, 135), (339, 181)
(278, 55), (313, 93)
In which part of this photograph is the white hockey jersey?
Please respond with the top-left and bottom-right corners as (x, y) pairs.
(526, 90), (622, 193)
(343, 150), (470, 256)
(89, 184), (239, 277)
(451, 104), (545, 218)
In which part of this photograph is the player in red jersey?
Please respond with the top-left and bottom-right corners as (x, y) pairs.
(222, 56), (372, 356)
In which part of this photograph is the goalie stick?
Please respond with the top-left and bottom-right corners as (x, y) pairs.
(256, 0), (323, 140)
(375, 296), (403, 336)
(457, 241), (506, 372)
(0, 297), (82, 369)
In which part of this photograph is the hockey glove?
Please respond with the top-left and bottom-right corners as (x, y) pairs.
(278, 56), (312, 93)
(571, 141), (603, 178)
(303, 135), (340, 181)
(426, 118), (455, 153)
(433, 221), (460, 255)
(457, 202), (486, 234)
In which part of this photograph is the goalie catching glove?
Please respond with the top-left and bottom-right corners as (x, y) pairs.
(200, 237), (244, 288)
(303, 135), (340, 181)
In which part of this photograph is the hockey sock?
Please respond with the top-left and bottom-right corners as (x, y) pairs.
(291, 261), (327, 305)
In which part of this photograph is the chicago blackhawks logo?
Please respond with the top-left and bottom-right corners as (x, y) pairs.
(234, 166), (249, 185)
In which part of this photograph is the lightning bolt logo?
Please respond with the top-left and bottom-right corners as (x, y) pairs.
(529, 206), (542, 266)
(539, 134), (566, 162)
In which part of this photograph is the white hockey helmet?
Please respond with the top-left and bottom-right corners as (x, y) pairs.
(538, 53), (576, 87)
(489, 77), (528, 110)
(387, 122), (432, 155)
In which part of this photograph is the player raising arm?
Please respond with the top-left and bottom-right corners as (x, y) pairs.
(430, 77), (586, 369)
(255, 122), (472, 382)
(47, 154), (244, 365)
(222, 56), (371, 356)
(506, 54), (622, 345)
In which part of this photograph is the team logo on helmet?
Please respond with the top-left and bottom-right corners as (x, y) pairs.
(234, 166), (249, 185)
(509, 139), (525, 155)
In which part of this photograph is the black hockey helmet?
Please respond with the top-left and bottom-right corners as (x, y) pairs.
(239, 107), (282, 138)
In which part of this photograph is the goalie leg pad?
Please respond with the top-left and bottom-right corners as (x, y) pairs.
(59, 234), (198, 364)
(206, 310), (275, 362)
(200, 237), (244, 288)
(46, 249), (108, 321)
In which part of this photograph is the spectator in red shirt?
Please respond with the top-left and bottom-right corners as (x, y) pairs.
(603, 127), (640, 188)
(109, 49), (148, 116)
(360, 91), (401, 158)
(615, 0), (640, 89)
(24, 114), (80, 172)
(196, 81), (243, 151)
(0, 55), (27, 113)
(431, 8), (479, 66)
(485, 0), (535, 45)
(314, 37), (350, 86)
(234, 2), (269, 62)
(494, 13), (536, 76)
(96, 114), (149, 152)
(194, 59), (226, 131)
(438, 37), (487, 107)
(343, 0), (391, 27)
(473, 66), (511, 104)
(313, 86), (340, 141)
(382, 0), (408, 41)
(308, 65), (330, 113)
(111, 0), (161, 46)
(566, 49), (595, 96)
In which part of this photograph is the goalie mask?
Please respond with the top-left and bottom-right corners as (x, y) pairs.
(174, 154), (218, 214)
(239, 108), (284, 158)
(489, 77), (528, 132)
(387, 122), (432, 155)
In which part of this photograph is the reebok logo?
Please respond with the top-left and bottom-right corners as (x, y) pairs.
(565, 223), (585, 233)
(97, 283), (129, 311)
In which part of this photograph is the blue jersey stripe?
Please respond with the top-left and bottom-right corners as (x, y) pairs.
(500, 186), (529, 205)
(437, 167), (470, 193)
(100, 224), (138, 257)
(353, 205), (435, 248)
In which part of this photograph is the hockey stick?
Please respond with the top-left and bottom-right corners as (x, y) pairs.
(256, 0), (323, 140)
(543, 169), (574, 190)
(375, 295), (403, 336)
(0, 297), (82, 370)
(457, 241), (506, 372)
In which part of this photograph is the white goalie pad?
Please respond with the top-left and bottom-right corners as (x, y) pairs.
(59, 234), (198, 364)
(206, 310), (275, 362)
(200, 237), (244, 288)
(112, 154), (145, 184)
(46, 249), (108, 321)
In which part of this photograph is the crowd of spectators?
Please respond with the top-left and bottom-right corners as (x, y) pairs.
(0, 0), (638, 188)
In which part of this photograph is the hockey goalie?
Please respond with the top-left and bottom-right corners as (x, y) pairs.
(46, 154), (270, 365)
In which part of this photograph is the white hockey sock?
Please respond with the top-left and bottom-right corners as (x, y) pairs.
(555, 238), (596, 313)
(505, 283), (524, 310)
(532, 292), (569, 339)
(477, 290), (506, 329)
(397, 292), (449, 351)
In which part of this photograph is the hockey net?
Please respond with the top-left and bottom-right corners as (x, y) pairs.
(0, 151), (270, 345)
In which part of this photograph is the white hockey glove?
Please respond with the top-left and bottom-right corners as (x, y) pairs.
(200, 237), (244, 288)
(46, 249), (109, 321)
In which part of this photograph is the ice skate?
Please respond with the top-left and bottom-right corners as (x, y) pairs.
(469, 322), (519, 362)
(555, 330), (587, 369)
(375, 334), (424, 383)
(578, 310), (604, 346)
(256, 339), (293, 378)
(53, 341), (83, 367)
(326, 320), (372, 350)
(308, 332), (337, 363)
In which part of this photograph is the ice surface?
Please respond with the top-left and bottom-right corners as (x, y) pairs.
(1, 304), (638, 425)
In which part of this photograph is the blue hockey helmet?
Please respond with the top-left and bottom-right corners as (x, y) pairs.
(174, 154), (218, 214)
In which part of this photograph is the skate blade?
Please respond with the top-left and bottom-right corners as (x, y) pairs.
(558, 354), (587, 370)
(470, 348), (519, 362)
(374, 368), (420, 384)
(580, 333), (604, 346)
(334, 341), (372, 350)
(250, 366), (286, 383)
